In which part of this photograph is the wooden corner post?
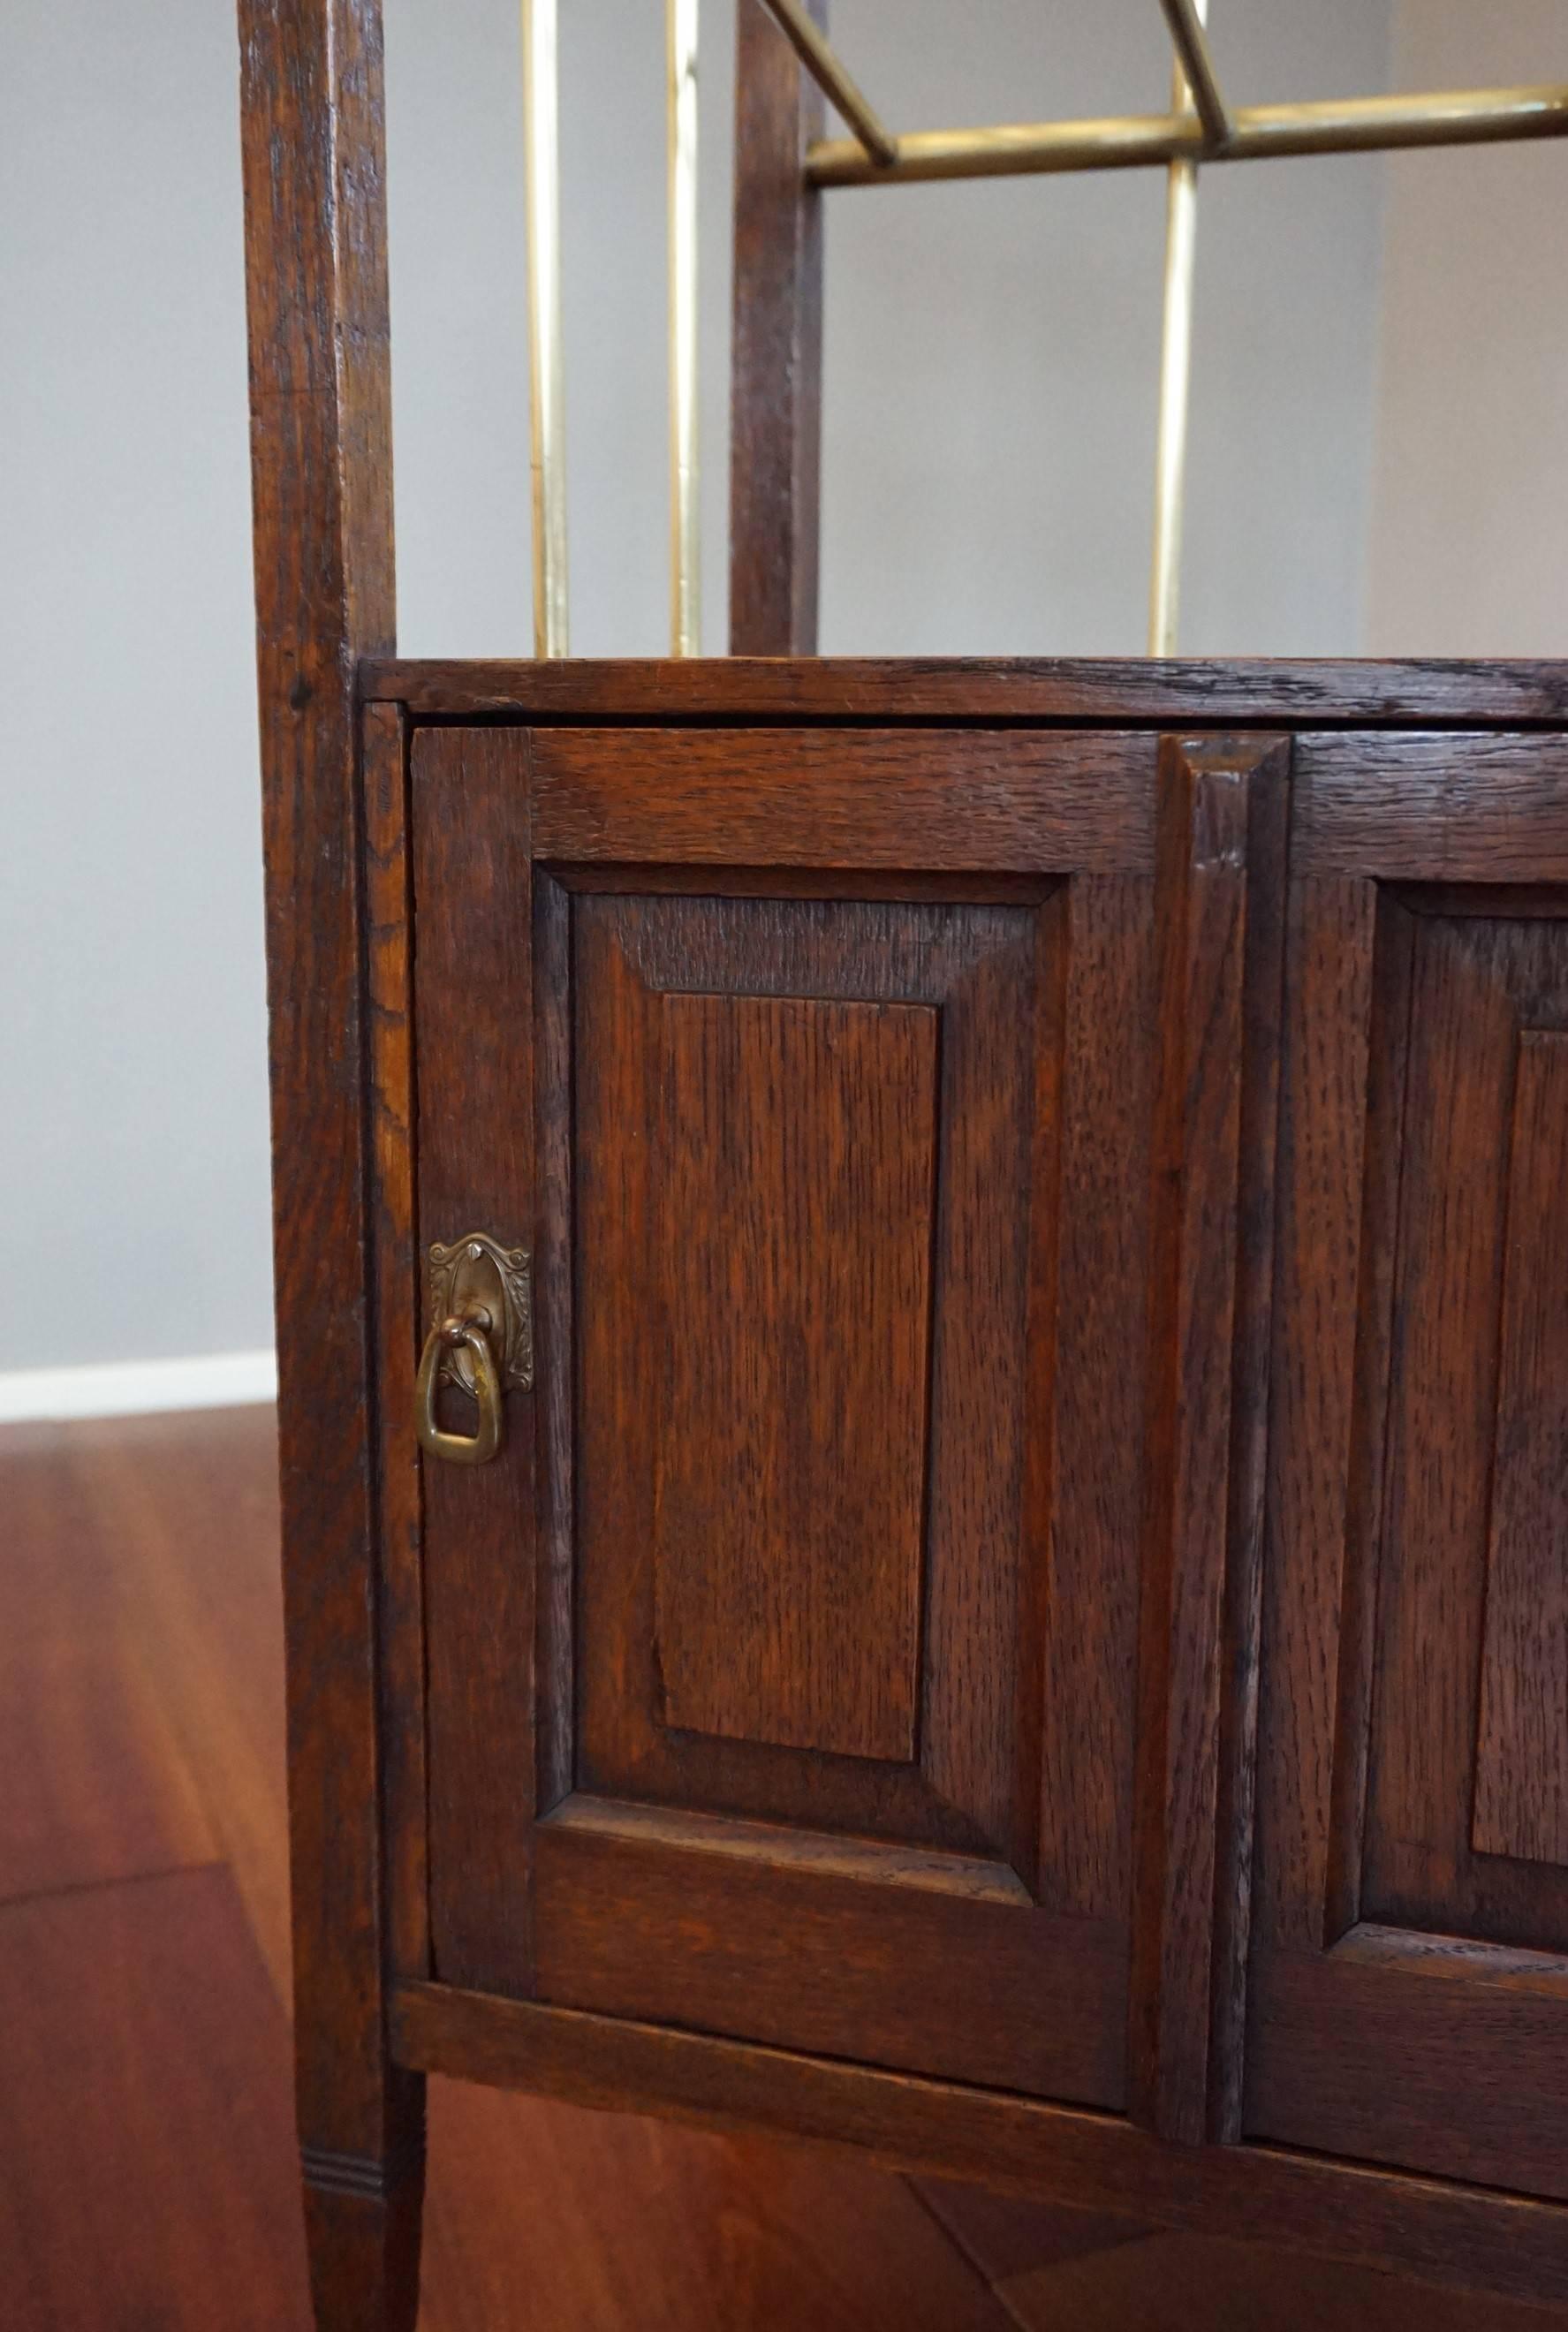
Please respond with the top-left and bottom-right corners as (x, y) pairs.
(237, 2), (425, 2327)
(730, 0), (826, 654)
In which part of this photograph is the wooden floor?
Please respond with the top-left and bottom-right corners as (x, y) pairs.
(3, 1404), (1562, 2329)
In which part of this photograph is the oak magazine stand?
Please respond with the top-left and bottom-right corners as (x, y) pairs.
(239, 4), (1568, 2324)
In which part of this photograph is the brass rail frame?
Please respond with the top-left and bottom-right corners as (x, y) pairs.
(514, 5), (1568, 659)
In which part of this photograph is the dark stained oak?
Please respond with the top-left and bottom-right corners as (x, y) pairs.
(653, 989), (936, 1760)
(238, 0), (425, 2318)
(569, 883), (1051, 1866)
(1473, 1031), (1568, 1868)
(1130, 738), (1290, 2146)
(420, 727), (1159, 2110)
(393, 1974), (1568, 2313)
(365, 703), (428, 1986)
(232, 0), (1568, 2257)
(361, 655), (1568, 726)
(730, 0), (824, 654)
(526, 724), (1157, 872)
(411, 726), (538, 1997)
(1295, 731), (1568, 874)
(1246, 738), (1568, 2204)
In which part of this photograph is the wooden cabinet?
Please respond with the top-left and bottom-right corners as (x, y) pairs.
(234, 9), (1568, 2321)
(324, 683), (1568, 2325)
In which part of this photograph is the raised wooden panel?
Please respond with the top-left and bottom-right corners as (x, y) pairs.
(654, 991), (936, 1762)
(1473, 1032), (1568, 1869)
(1360, 910), (1568, 1950)
(569, 888), (1046, 1865)
(1249, 731), (1568, 2200)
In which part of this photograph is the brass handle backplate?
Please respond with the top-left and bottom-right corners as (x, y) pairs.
(414, 1232), (534, 1467)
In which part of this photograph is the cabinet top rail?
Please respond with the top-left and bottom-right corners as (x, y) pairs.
(360, 656), (1568, 730)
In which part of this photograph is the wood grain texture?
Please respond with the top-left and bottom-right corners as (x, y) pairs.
(364, 703), (428, 1982)
(1246, 1938), (1568, 2200)
(528, 727), (1157, 874)
(66, 1407), (294, 1999)
(654, 991), (936, 1761)
(1034, 877), (1154, 1923)
(533, 1820), (1125, 2102)
(572, 888), (1043, 1859)
(1252, 876), (1381, 1955)
(984, 2222), (1564, 2332)
(0, 1424), (216, 1903)
(1247, 744), (1568, 2205)
(420, 2083), (1019, 2332)
(14, 1389), (1568, 2323)
(412, 727), (537, 1995)
(730, 0), (823, 654)
(1131, 738), (1291, 2147)
(1355, 912), (1568, 1951)
(0, 1405), (1095, 2332)
(391, 1976), (1568, 2312)
(360, 655), (1568, 727)
(544, 855), (1132, 2107)
(0, 1866), (310, 2332)
(238, 0), (424, 2313)
(1473, 1031), (1568, 1867)
(1296, 732), (1568, 877)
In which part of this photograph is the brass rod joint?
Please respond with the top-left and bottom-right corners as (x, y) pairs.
(807, 83), (1568, 187)
(1156, 0), (1232, 152)
(754, 0), (898, 168)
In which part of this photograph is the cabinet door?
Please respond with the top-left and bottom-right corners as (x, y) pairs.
(405, 719), (1279, 2117)
(1248, 732), (1568, 2197)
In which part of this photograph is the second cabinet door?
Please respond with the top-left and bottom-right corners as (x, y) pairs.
(411, 721), (1173, 2111)
(1247, 731), (1568, 2200)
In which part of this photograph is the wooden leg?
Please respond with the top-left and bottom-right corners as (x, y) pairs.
(300, 2074), (427, 2332)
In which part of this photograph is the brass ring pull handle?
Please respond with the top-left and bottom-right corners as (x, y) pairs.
(415, 1311), (504, 1466)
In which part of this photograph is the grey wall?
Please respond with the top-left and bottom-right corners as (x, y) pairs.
(1, 1), (271, 1368)
(1366, 0), (1568, 656)
(5, 0), (1402, 1373)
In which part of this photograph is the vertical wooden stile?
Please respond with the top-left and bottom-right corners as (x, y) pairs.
(238, 1), (425, 2323)
(730, 0), (825, 653)
(1131, 735), (1290, 2146)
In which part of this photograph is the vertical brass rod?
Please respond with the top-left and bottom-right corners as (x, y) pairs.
(523, 0), (569, 657)
(1148, 6), (1207, 657)
(668, 0), (701, 656)
(754, 0), (898, 167)
(1155, 0), (1231, 151)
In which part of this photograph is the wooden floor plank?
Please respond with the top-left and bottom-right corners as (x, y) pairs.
(8, 1403), (1567, 2328)
(913, 2176), (1148, 2284)
(0, 1863), (310, 2331)
(0, 1422), (216, 1903)
(992, 2227), (1568, 2332)
(66, 1405), (294, 1999)
(418, 2084), (1016, 2332)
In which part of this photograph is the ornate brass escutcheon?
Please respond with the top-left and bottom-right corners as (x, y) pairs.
(413, 1232), (534, 1466)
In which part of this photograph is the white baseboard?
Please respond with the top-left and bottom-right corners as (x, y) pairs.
(0, 1348), (278, 1424)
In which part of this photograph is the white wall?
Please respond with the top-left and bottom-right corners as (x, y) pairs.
(4, 0), (1397, 1379)
(0, 2), (271, 1374)
(1366, 0), (1568, 656)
